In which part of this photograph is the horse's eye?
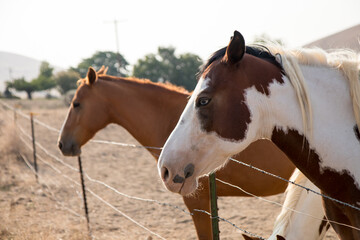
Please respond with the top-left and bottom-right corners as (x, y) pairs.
(197, 97), (211, 107)
(73, 102), (80, 108)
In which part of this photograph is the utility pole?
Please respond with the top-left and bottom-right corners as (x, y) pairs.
(9, 68), (13, 81)
(104, 19), (126, 76)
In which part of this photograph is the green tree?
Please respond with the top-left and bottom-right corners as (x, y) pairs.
(32, 61), (56, 91)
(133, 47), (202, 91)
(72, 51), (128, 77)
(6, 78), (36, 99)
(6, 61), (56, 99)
(54, 70), (80, 95)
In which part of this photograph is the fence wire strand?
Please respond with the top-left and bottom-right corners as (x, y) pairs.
(216, 178), (360, 232)
(193, 209), (266, 240)
(3, 100), (360, 237)
(19, 152), (84, 219)
(17, 129), (167, 240)
(229, 157), (360, 212)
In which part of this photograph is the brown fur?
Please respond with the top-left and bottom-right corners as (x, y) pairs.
(59, 67), (294, 239)
(198, 53), (283, 141)
(195, 31), (360, 239)
(271, 128), (360, 239)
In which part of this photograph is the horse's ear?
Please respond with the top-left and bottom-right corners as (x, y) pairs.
(103, 66), (109, 75)
(97, 65), (105, 74)
(97, 65), (109, 75)
(86, 67), (97, 85)
(224, 30), (245, 64)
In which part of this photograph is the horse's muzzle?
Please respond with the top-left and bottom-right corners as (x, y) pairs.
(58, 140), (81, 156)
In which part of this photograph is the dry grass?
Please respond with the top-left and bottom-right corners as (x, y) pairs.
(0, 101), (88, 240)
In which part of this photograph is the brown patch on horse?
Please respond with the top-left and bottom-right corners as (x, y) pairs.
(271, 127), (360, 237)
(197, 31), (283, 141)
(276, 235), (286, 240)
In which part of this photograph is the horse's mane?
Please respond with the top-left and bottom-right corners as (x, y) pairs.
(265, 43), (360, 136)
(270, 169), (307, 238)
(197, 46), (283, 79)
(97, 75), (190, 94)
(201, 44), (360, 137)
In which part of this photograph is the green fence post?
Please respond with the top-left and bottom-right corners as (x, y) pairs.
(209, 172), (220, 240)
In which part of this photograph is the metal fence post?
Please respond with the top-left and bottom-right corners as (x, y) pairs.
(30, 113), (38, 183)
(209, 172), (220, 240)
(77, 156), (92, 238)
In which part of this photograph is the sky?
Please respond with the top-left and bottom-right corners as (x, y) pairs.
(0, 0), (359, 70)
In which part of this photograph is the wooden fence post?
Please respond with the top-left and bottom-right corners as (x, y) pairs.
(30, 113), (38, 183)
(209, 172), (220, 240)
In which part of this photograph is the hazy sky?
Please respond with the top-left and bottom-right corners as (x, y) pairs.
(1, 0), (359, 69)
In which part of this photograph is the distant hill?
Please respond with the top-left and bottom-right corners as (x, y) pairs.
(0, 51), (63, 97)
(0, 51), (43, 92)
(304, 24), (360, 51)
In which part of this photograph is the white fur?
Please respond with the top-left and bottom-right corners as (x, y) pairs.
(269, 169), (327, 240)
(247, 65), (360, 187)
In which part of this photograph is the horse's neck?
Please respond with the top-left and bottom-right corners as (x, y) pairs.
(100, 79), (188, 157)
(259, 65), (360, 191)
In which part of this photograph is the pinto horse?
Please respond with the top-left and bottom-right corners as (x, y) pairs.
(158, 30), (360, 239)
(57, 67), (327, 239)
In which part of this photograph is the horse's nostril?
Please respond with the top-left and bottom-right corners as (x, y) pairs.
(58, 141), (63, 150)
(162, 167), (169, 182)
(184, 163), (194, 179)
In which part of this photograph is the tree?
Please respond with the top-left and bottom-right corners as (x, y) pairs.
(133, 47), (202, 91)
(32, 61), (56, 91)
(72, 51), (128, 77)
(54, 70), (80, 95)
(6, 78), (36, 99)
(6, 61), (56, 99)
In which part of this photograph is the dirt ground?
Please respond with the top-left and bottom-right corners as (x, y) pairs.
(0, 99), (338, 240)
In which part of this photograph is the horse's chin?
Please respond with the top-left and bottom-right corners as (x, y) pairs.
(179, 179), (198, 196)
(60, 146), (81, 157)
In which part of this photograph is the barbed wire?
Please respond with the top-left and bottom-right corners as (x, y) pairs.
(1, 100), (163, 151)
(229, 157), (360, 212)
(16, 128), (167, 240)
(84, 173), (192, 215)
(216, 178), (360, 232)
(3, 102), (267, 239)
(15, 121), (192, 217)
(85, 187), (166, 240)
(8, 99), (359, 213)
(17, 124), (78, 172)
(89, 139), (162, 150)
(193, 209), (266, 240)
(3, 100), (360, 236)
(18, 152), (84, 219)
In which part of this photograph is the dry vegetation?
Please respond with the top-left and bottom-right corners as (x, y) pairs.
(0, 99), (337, 239)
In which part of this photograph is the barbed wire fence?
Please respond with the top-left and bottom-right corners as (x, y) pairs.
(1, 100), (359, 239)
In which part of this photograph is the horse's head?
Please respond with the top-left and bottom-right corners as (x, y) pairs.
(158, 31), (283, 195)
(58, 66), (110, 156)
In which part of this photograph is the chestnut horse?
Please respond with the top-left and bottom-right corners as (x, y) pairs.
(58, 67), (327, 239)
(158, 30), (360, 239)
